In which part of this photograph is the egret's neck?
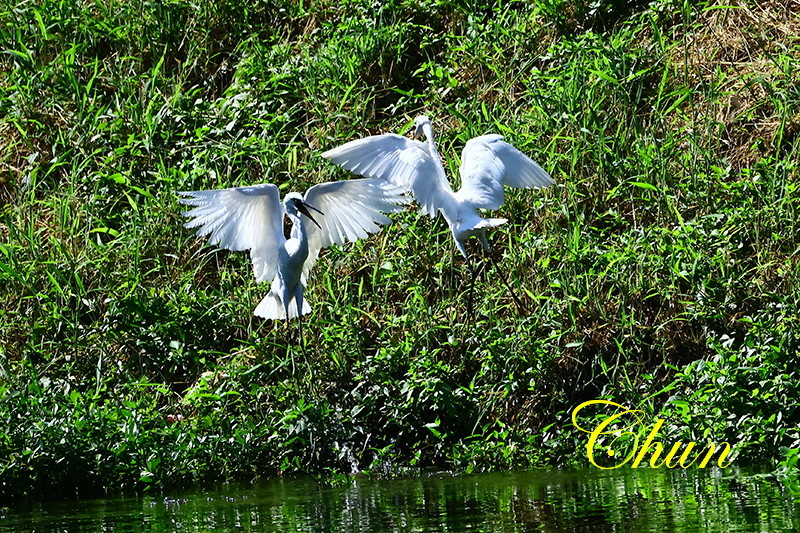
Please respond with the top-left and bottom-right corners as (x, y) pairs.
(422, 123), (440, 160)
(287, 213), (306, 242)
(421, 121), (455, 200)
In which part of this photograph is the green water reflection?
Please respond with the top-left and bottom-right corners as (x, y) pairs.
(2, 468), (797, 531)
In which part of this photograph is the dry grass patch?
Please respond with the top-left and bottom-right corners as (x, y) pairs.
(674, 0), (800, 168)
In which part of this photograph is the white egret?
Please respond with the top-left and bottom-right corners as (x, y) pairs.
(178, 177), (407, 343)
(322, 115), (555, 311)
(322, 115), (554, 258)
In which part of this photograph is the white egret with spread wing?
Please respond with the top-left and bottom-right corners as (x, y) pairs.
(322, 115), (555, 311)
(322, 115), (555, 259)
(178, 177), (407, 345)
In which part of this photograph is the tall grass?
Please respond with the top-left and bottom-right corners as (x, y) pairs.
(1, 0), (799, 499)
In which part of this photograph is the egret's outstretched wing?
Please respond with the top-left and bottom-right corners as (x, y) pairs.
(322, 134), (448, 218)
(457, 134), (555, 211)
(178, 184), (284, 283)
(299, 177), (409, 281)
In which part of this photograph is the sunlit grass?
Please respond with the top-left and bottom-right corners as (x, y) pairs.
(1, 0), (799, 498)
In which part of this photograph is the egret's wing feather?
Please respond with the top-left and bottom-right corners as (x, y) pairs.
(322, 133), (422, 189)
(322, 133), (448, 218)
(299, 177), (409, 281)
(178, 183), (284, 283)
(458, 134), (555, 210)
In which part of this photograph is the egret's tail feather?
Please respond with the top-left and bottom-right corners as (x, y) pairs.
(474, 217), (507, 230)
(475, 219), (507, 252)
(254, 291), (311, 320)
(254, 291), (283, 319)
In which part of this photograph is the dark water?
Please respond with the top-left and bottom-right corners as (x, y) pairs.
(2, 468), (798, 532)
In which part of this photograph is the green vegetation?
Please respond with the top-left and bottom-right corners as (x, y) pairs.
(1, 0), (798, 500)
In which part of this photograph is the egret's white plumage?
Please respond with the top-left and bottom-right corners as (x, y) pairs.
(322, 115), (555, 259)
(179, 178), (407, 320)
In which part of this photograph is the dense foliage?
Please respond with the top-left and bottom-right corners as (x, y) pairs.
(1, 0), (799, 500)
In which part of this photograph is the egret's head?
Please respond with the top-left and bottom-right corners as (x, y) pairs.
(412, 115), (430, 140)
(285, 193), (323, 229)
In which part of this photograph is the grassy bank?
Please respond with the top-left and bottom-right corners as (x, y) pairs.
(1, 0), (799, 500)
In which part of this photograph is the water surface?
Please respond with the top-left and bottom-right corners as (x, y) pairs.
(2, 468), (797, 531)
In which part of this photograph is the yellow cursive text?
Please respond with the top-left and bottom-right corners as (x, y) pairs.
(572, 400), (734, 469)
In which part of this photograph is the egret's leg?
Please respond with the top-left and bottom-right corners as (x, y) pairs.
(294, 286), (306, 364)
(478, 232), (491, 254)
(278, 291), (297, 374)
(453, 237), (470, 301)
(284, 319), (294, 375)
(483, 248), (525, 311)
(294, 315), (302, 375)
(464, 257), (485, 325)
(464, 237), (494, 339)
(464, 258), (476, 333)
(456, 237), (475, 320)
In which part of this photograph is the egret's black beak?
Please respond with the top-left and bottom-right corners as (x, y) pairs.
(295, 199), (324, 229)
(411, 124), (424, 140)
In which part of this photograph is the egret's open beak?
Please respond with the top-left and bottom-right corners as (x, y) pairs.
(297, 200), (324, 229)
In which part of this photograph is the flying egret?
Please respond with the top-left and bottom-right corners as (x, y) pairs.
(178, 177), (408, 345)
(322, 115), (555, 311)
(322, 115), (555, 259)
